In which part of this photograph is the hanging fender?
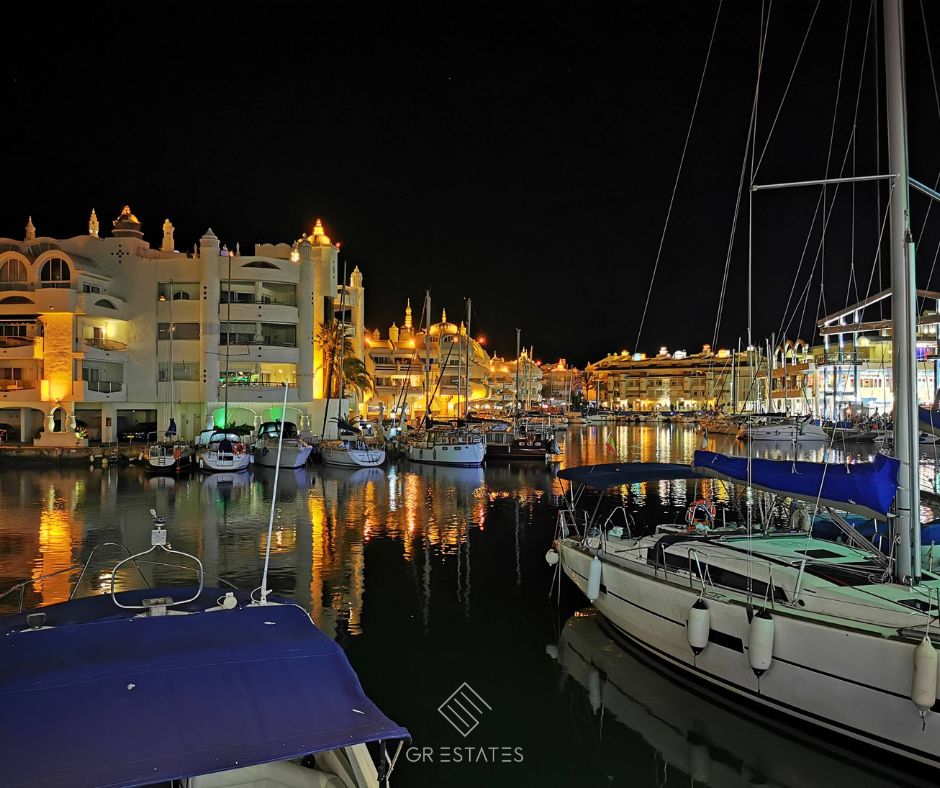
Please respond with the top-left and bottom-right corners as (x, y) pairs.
(748, 609), (775, 676)
(687, 599), (710, 655)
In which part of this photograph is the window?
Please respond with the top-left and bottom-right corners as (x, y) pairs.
(40, 257), (71, 288)
(260, 323), (296, 347)
(94, 299), (117, 310)
(83, 283), (102, 294)
(159, 362), (200, 381)
(157, 322), (200, 340)
(0, 258), (27, 289)
(220, 322), (259, 345)
(158, 282), (199, 301)
(0, 322), (29, 337)
(0, 367), (24, 380)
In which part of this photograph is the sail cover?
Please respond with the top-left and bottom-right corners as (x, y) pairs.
(692, 450), (899, 519)
(557, 462), (702, 489)
(1, 589), (409, 788)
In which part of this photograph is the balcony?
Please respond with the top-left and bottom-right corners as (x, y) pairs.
(0, 380), (40, 402)
(0, 336), (41, 360)
(0, 287), (77, 314)
(218, 382), (298, 402)
(76, 380), (127, 401)
(218, 302), (298, 325)
(82, 337), (128, 360)
(77, 292), (127, 317)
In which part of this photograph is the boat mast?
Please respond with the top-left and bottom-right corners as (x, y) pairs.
(885, 0), (920, 583)
(465, 298), (472, 419)
(456, 307), (461, 422)
(338, 261), (347, 428)
(223, 246), (234, 431)
(424, 290), (432, 425)
(514, 328), (521, 433)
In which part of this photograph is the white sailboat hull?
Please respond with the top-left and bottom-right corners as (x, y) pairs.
(321, 444), (386, 468)
(746, 423), (827, 442)
(559, 540), (940, 768)
(406, 442), (485, 467)
(252, 443), (313, 469)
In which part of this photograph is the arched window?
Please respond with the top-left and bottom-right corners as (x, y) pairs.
(40, 257), (71, 288)
(0, 258), (27, 290)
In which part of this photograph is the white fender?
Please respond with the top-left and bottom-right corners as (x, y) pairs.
(789, 506), (811, 532)
(912, 637), (938, 713)
(687, 741), (712, 785)
(545, 549), (559, 566)
(749, 610), (775, 676)
(687, 599), (710, 654)
(586, 556), (602, 602)
(587, 666), (602, 713)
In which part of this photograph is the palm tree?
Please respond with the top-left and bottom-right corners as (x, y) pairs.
(316, 319), (373, 400)
(316, 319), (352, 399)
(342, 356), (374, 399)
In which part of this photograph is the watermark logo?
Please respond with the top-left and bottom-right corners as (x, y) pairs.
(437, 682), (492, 737)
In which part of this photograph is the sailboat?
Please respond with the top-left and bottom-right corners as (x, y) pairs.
(196, 251), (252, 472)
(321, 269), (386, 469)
(553, 2), (940, 769)
(146, 280), (194, 473)
(405, 293), (486, 467)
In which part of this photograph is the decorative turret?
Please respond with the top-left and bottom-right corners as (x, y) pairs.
(25, 216), (35, 242)
(404, 299), (413, 329)
(441, 307), (448, 323)
(350, 265), (363, 288)
(310, 218), (332, 246)
(373, 327), (381, 341)
(89, 209), (99, 238)
(389, 322), (400, 343)
(162, 218), (175, 252)
(112, 205), (143, 239)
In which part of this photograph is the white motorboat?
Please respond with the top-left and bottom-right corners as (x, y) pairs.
(252, 421), (313, 468)
(741, 415), (827, 442)
(321, 436), (386, 468)
(195, 429), (251, 472)
(406, 425), (485, 466)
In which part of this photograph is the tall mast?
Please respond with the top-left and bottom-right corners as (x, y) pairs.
(456, 307), (461, 422)
(465, 298), (472, 419)
(885, 0), (919, 582)
(424, 291), (432, 424)
(223, 247), (234, 430)
(338, 260), (347, 421)
(514, 328), (521, 433)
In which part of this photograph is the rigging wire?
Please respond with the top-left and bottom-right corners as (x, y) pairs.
(634, 0), (723, 352)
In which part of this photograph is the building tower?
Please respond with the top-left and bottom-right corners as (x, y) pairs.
(297, 236), (314, 401)
(199, 229), (221, 420)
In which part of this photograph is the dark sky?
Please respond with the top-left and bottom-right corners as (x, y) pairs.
(5, 1), (940, 365)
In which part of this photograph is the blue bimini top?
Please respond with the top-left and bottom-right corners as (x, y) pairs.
(0, 588), (408, 788)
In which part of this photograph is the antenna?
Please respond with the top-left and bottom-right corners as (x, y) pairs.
(259, 382), (290, 604)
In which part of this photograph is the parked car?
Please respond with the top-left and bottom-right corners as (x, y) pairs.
(74, 420), (101, 441)
(118, 421), (158, 442)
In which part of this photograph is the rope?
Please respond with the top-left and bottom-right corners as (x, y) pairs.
(634, 0), (723, 351)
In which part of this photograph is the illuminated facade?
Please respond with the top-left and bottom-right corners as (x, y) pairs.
(483, 351), (543, 411)
(0, 210), (364, 444)
(586, 345), (758, 412)
(364, 304), (489, 420)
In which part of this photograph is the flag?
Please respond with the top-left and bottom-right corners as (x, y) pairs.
(605, 431), (617, 454)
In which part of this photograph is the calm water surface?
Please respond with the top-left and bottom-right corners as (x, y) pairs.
(0, 425), (928, 787)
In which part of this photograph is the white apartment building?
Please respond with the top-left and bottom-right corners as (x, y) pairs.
(0, 209), (362, 445)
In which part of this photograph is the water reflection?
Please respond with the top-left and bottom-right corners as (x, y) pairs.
(1, 425), (936, 786)
(555, 609), (921, 788)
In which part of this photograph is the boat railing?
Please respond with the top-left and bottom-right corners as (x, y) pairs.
(686, 547), (715, 592)
(603, 506), (633, 539)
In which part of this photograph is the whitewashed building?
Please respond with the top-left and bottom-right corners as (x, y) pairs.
(0, 209), (362, 445)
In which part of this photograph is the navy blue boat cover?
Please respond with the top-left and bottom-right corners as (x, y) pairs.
(0, 589), (408, 788)
(693, 449), (899, 519)
(557, 462), (702, 489)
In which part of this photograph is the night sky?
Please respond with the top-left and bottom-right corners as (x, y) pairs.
(5, 1), (940, 365)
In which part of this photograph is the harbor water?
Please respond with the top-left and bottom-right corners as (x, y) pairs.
(0, 424), (930, 787)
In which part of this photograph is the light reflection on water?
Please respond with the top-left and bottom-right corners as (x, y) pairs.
(0, 424), (926, 787)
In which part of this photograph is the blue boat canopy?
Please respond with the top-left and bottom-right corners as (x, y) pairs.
(692, 450), (899, 520)
(0, 588), (409, 788)
(557, 462), (703, 489)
